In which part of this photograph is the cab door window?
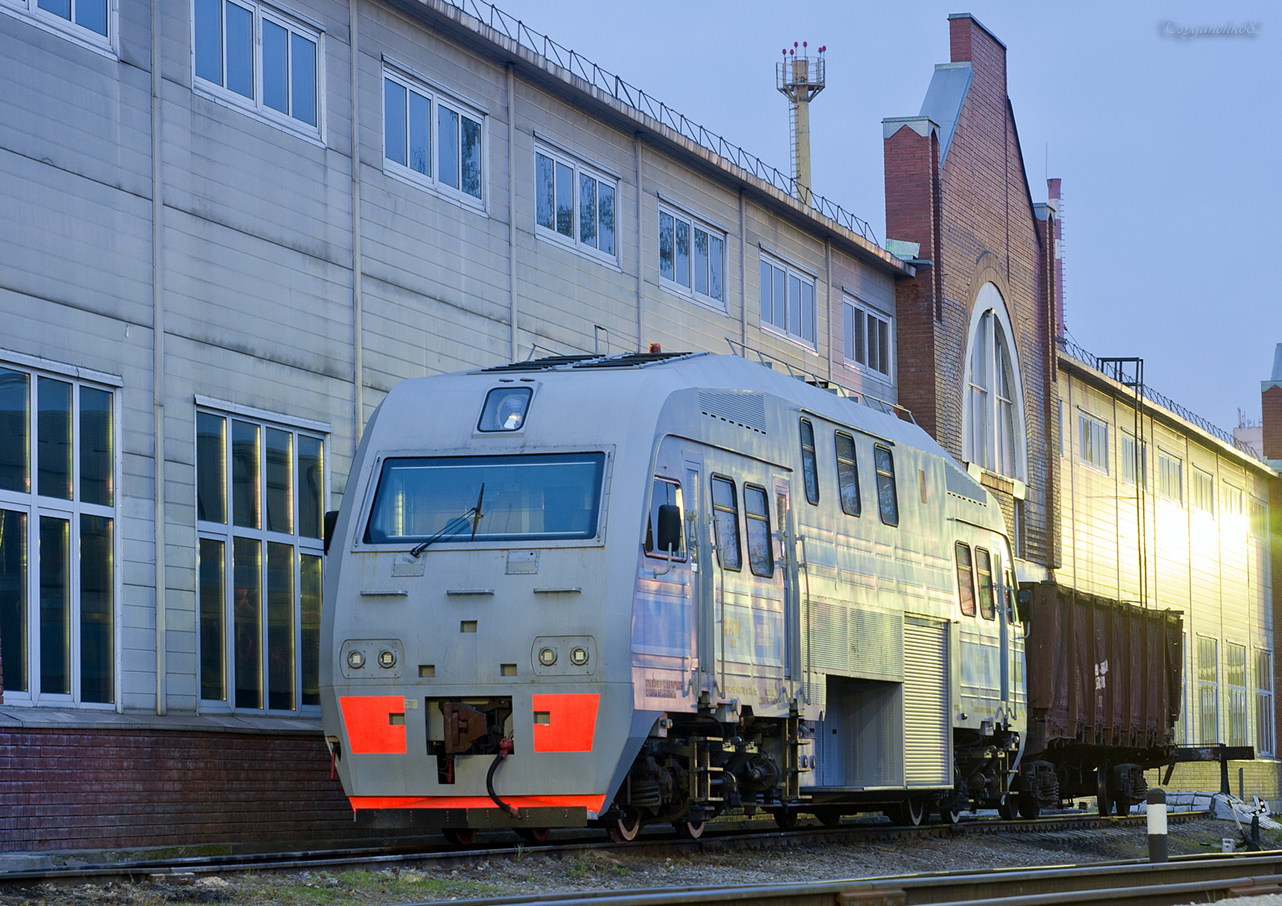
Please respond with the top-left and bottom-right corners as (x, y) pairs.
(744, 484), (774, 578)
(975, 547), (996, 620)
(954, 541), (976, 617)
(711, 476), (742, 570)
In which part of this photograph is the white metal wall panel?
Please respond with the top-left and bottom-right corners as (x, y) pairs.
(903, 615), (950, 786)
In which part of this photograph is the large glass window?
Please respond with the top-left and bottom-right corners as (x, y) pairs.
(365, 453), (605, 544)
(193, 0), (321, 134)
(535, 147), (616, 259)
(382, 67), (484, 203)
(962, 286), (1025, 480)
(197, 410), (325, 711)
(0, 364), (116, 706)
(4, 0), (111, 47)
(759, 255), (815, 345)
(658, 206), (726, 308)
(843, 297), (892, 378)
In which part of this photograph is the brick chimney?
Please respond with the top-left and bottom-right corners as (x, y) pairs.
(1264, 342), (1282, 463)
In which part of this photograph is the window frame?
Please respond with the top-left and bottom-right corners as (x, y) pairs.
(1078, 413), (1109, 474)
(381, 63), (486, 208)
(842, 295), (893, 379)
(534, 144), (618, 263)
(1196, 634), (1219, 746)
(975, 546), (996, 621)
(1191, 467), (1215, 515)
(0, 360), (121, 709)
(759, 253), (817, 347)
(1120, 433), (1147, 488)
(657, 203), (727, 309)
(743, 484), (774, 579)
(799, 418), (819, 506)
(1250, 498), (1269, 538)
(1256, 648), (1275, 757)
(190, 0), (325, 142)
(874, 444), (899, 527)
(1157, 450), (1183, 504)
(834, 430), (861, 517)
(1226, 640), (1248, 748)
(954, 541), (976, 618)
(195, 406), (327, 714)
(962, 286), (1027, 481)
(1, 0), (115, 55)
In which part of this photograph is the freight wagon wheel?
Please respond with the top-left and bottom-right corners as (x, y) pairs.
(516, 827), (551, 844)
(441, 827), (477, 847)
(772, 808), (799, 830)
(815, 808), (844, 828)
(674, 819), (705, 839)
(1017, 795), (1041, 820)
(938, 804), (962, 825)
(998, 794), (1020, 821)
(1112, 794), (1133, 816)
(607, 809), (642, 844)
(1096, 770), (1113, 817)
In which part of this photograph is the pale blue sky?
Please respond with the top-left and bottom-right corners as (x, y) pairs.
(488, 0), (1277, 434)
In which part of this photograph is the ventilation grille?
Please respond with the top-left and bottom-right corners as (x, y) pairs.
(903, 615), (950, 786)
(699, 390), (766, 434)
(945, 464), (986, 503)
(811, 603), (902, 680)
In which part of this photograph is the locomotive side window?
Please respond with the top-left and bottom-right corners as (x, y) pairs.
(975, 547), (996, 620)
(743, 484), (774, 578)
(364, 452), (604, 543)
(955, 541), (977, 617)
(874, 444), (899, 526)
(710, 475), (742, 570)
(644, 478), (685, 560)
(799, 418), (819, 505)
(835, 431), (861, 517)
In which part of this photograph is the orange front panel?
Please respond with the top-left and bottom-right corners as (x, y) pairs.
(531, 693), (600, 753)
(350, 794), (607, 811)
(339, 695), (407, 754)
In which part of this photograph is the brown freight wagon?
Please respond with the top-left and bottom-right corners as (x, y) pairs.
(1019, 582), (1188, 815)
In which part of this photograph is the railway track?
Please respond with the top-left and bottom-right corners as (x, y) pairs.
(0, 808), (1209, 889)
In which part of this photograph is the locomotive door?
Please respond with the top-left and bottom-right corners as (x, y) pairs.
(684, 454), (717, 697)
(774, 479), (800, 691)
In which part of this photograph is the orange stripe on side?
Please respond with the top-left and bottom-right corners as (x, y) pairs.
(531, 693), (600, 752)
(349, 794), (607, 811)
(339, 695), (407, 754)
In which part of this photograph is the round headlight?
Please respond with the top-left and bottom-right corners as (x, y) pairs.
(538, 646), (558, 666)
(378, 649), (397, 669)
(570, 646), (589, 666)
(347, 649), (366, 670)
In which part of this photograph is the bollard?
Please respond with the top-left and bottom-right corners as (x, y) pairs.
(1147, 788), (1168, 863)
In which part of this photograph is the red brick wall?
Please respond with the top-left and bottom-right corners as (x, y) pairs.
(0, 726), (371, 852)
(885, 14), (1054, 568)
(1263, 385), (1282, 461)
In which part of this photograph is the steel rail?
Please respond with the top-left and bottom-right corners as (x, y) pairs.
(0, 809), (1207, 889)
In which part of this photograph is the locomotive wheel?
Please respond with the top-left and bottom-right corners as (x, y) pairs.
(607, 809), (642, 844)
(998, 794), (1019, 821)
(938, 804), (962, 825)
(889, 798), (926, 827)
(772, 808), (799, 830)
(516, 827), (551, 844)
(674, 819), (705, 839)
(441, 827), (477, 847)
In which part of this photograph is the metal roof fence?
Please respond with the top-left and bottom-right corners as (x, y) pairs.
(442, 0), (880, 246)
(1058, 337), (1261, 461)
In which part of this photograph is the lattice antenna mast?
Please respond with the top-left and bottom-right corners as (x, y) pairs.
(777, 42), (826, 207)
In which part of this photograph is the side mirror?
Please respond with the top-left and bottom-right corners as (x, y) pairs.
(656, 504), (682, 555)
(323, 510), (340, 555)
(1016, 587), (1033, 625)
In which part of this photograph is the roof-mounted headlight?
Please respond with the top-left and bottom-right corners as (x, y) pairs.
(478, 387), (532, 432)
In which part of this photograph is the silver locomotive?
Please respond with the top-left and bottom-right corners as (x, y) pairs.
(320, 351), (1029, 843)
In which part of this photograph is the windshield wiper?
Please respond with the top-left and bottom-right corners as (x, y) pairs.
(410, 483), (485, 557)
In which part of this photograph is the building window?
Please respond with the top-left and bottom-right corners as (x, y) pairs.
(799, 418), (819, 505)
(1251, 498), (1269, 538)
(1174, 632), (1189, 745)
(843, 297), (892, 377)
(0, 364), (117, 706)
(535, 146), (616, 259)
(1120, 434), (1147, 488)
(710, 475), (741, 571)
(196, 410), (325, 712)
(1191, 468), (1214, 515)
(193, 0), (321, 135)
(874, 444), (899, 527)
(658, 206), (725, 307)
(1057, 400), (1064, 458)
(1226, 642), (1248, 748)
(2, 0), (111, 48)
(834, 431), (861, 517)
(1158, 451), (1183, 504)
(1223, 483), (1245, 519)
(1078, 414), (1108, 473)
(759, 255), (815, 345)
(1256, 649), (1274, 757)
(382, 68), (483, 203)
(962, 285), (1025, 479)
(1197, 635), (1218, 745)
(743, 484), (773, 579)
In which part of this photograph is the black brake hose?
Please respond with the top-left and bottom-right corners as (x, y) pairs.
(487, 739), (521, 818)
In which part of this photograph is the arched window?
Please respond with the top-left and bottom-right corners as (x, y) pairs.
(962, 284), (1026, 481)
